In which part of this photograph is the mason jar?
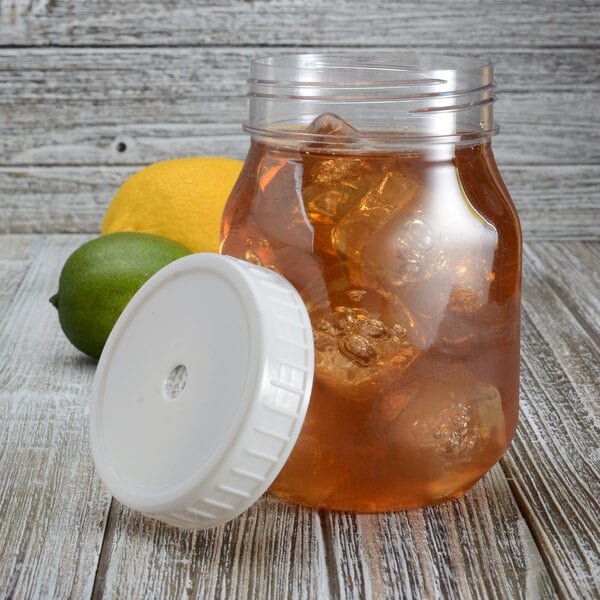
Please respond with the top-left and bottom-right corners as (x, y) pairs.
(221, 54), (521, 511)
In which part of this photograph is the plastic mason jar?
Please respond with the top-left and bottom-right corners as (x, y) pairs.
(221, 54), (522, 512)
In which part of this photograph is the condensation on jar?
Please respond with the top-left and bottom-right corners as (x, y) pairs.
(221, 54), (522, 511)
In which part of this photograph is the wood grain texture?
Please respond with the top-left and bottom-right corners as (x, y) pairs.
(0, 166), (136, 234)
(2, 165), (598, 240)
(87, 241), (599, 599)
(94, 495), (329, 599)
(526, 242), (600, 341)
(0, 235), (328, 600)
(0, 48), (598, 168)
(1, 1), (598, 47)
(499, 242), (600, 598)
(0, 91), (596, 168)
(0, 234), (37, 313)
(0, 235), (598, 599)
(1, 0), (599, 596)
(1, 4), (598, 237)
(522, 243), (599, 412)
(0, 234), (110, 599)
(323, 466), (556, 599)
(2, 47), (596, 101)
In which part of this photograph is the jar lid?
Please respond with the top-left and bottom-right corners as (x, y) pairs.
(90, 253), (314, 529)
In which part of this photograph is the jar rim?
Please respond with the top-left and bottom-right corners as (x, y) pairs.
(250, 53), (492, 83)
(245, 53), (498, 147)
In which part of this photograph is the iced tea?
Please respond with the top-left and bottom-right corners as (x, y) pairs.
(221, 114), (521, 511)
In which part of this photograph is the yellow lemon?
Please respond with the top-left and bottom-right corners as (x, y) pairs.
(102, 157), (244, 253)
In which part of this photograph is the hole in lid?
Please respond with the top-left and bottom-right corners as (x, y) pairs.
(164, 364), (187, 401)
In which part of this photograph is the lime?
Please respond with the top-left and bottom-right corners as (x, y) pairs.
(50, 232), (192, 359)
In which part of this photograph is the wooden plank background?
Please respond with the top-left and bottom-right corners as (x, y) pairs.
(0, 1), (599, 599)
(1, 1), (599, 238)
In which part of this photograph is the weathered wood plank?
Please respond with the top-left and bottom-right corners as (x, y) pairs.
(0, 235), (598, 598)
(323, 466), (556, 599)
(0, 235), (322, 599)
(322, 241), (600, 599)
(527, 241), (600, 342)
(2, 126), (250, 167)
(0, 234), (110, 599)
(0, 234), (38, 313)
(0, 0), (597, 592)
(1, 47), (596, 99)
(521, 243), (599, 411)
(501, 166), (600, 241)
(504, 339), (600, 598)
(1, 95), (596, 168)
(0, 48), (597, 167)
(0, 166), (137, 233)
(2, 165), (598, 240)
(94, 495), (329, 598)
(0, 0), (598, 47)
(499, 242), (600, 598)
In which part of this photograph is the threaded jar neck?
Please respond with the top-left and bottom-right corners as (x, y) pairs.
(245, 54), (497, 151)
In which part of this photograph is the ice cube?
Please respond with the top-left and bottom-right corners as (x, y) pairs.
(382, 216), (451, 348)
(300, 261), (420, 401)
(271, 428), (343, 506)
(251, 152), (314, 252)
(302, 169), (378, 226)
(261, 246), (324, 293)
(303, 113), (362, 146)
(301, 114), (378, 238)
(332, 169), (420, 262)
(381, 371), (507, 496)
(221, 215), (279, 266)
(435, 254), (495, 353)
(305, 156), (365, 187)
(453, 254), (494, 307)
(338, 162), (500, 349)
(301, 168), (377, 266)
(221, 212), (321, 289)
(362, 208), (448, 288)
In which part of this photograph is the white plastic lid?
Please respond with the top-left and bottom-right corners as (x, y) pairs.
(90, 253), (314, 529)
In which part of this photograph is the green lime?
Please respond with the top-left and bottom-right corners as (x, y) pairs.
(50, 232), (192, 359)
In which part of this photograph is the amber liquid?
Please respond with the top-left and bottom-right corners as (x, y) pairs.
(221, 126), (521, 511)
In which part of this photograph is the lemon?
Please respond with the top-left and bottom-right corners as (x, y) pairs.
(101, 157), (244, 253)
(50, 232), (192, 359)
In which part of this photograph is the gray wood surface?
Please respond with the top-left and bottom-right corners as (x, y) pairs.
(1, 234), (598, 598)
(0, 235), (110, 599)
(1, 48), (596, 176)
(2, 165), (598, 239)
(1, 1), (598, 47)
(1, 0), (599, 598)
(504, 242), (600, 599)
(1, 3), (599, 238)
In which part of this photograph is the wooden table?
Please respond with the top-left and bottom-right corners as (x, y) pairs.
(1, 235), (598, 599)
(1, 1), (599, 598)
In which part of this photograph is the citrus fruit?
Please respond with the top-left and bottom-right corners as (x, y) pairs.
(101, 157), (244, 253)
(50, 232), (192, 359)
